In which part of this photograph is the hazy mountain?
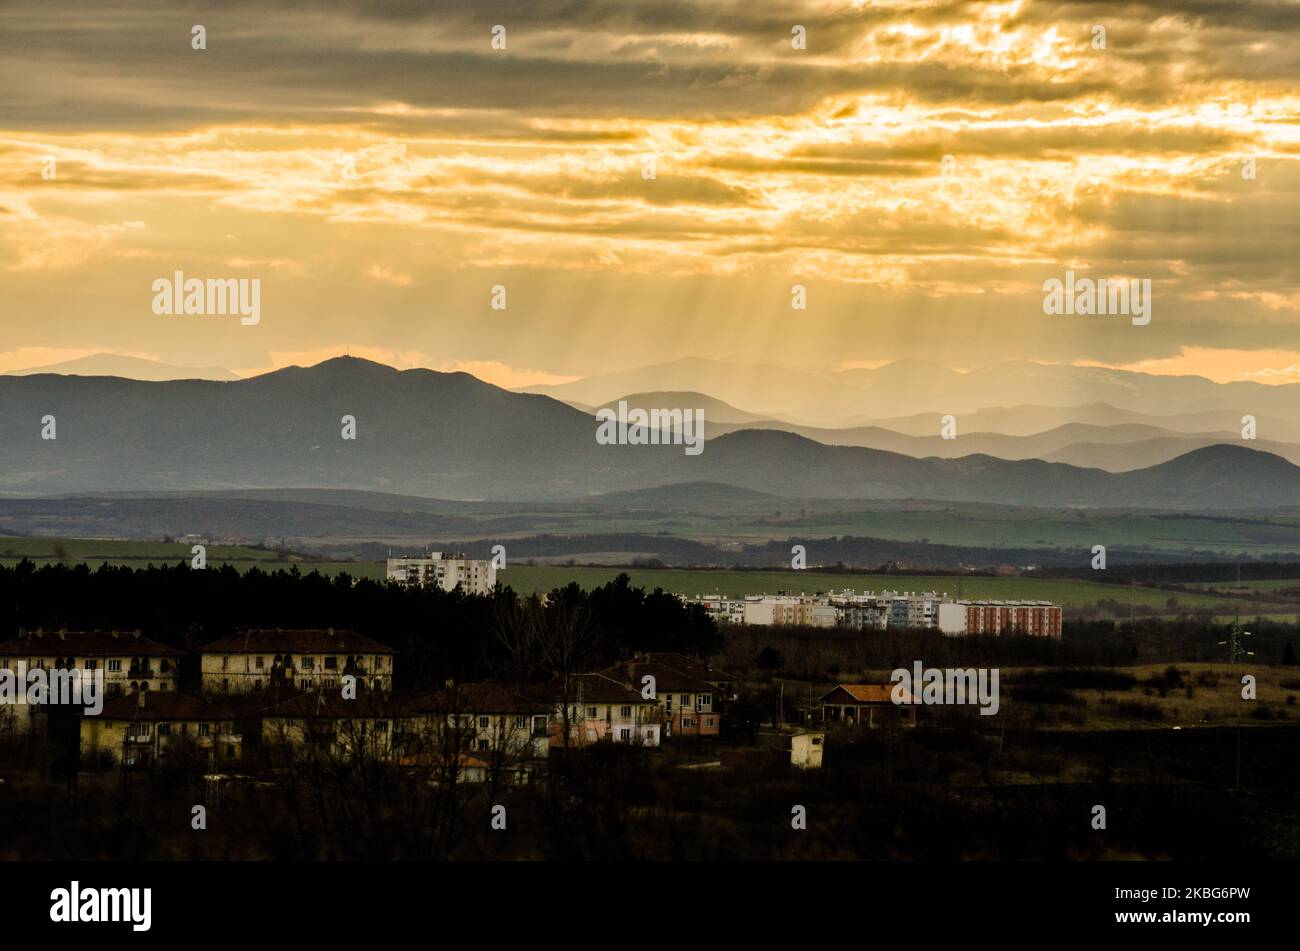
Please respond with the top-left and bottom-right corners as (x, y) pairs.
(704, 419), (1300, 470)
(867, 403), (1300, 441)
(1, 357), (1296, 508)
(570, 391), (778, 426)
(524, 358), (1300, 429)
(4, 352), (240, 381)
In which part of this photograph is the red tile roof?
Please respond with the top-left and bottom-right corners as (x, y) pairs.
(819, 683), (917, 705)
(200, 629), (393, 655)
(0, 630), (182, 657)
(408, 683), (551, 715)
(97, 691), (232, 721)
(262, 690), (398, 719)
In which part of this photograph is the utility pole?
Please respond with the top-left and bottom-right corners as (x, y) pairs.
(1218, 617), (1253, 792)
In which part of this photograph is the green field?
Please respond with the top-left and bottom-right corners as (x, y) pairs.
(5, 535), (1298, 616)
(494, 565), (1260, 611)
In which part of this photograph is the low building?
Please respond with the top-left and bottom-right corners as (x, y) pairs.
(80, 691), (240, 769)
(386, 552), (496, 596)
(406, 683), (552, 762)
(599, 660), (721, 738)
(0, 629), (181, 697)
(790, 731), (825, 769)
(198, 629), (394, 694)
(632, 651), (737, 702)
(540, 673), (661, 748)
(819, 683), (917, 728)
(261, 691), (399, 762)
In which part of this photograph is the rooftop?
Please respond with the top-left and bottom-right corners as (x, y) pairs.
(200, 629), (394, 655)
(0, 630), (182, 657)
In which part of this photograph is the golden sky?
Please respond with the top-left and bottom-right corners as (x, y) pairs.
(1, 0), (1298, 386)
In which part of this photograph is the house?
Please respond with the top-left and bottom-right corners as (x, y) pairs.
(0, 629), (181, 697)
(538, 673), (661, 748)
(80, 691), (240, 769)
(0, 629), (182, 734)
(631, 651), (737, 701)
(599, 659), (721, 738)
(407, 684), (551, 760)
(198, 629), (394, 694)
(819, 683), (917, 728)
(790, 731), (825, 769)
(260, 691), (400, 762)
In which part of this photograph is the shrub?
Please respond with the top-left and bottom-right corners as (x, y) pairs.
(1115, 700), (1164, 721)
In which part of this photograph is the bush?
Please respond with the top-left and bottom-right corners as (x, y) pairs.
(1115, 700), (1164, 721)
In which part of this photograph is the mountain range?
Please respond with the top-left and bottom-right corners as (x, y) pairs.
(1, 356), (1297, 509)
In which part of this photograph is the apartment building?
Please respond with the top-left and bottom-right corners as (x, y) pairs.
(937, 600), (1063, 638)
(0, 630), (181, 701)
(599, 659), (721, 738)
(81, 691), (240, 768)
(198, 629), (395, 694)
(407, 683), (552, 760)
(741, 595), (838, 628)
(543, 673), (661, 748)
(261, 692), (399, 761)
(386, 552), (496, 595)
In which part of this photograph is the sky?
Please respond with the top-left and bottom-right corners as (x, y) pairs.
(1, 0), (1298, 387)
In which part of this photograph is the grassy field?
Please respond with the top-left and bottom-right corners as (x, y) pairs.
(4, 535), (1298, 615)
(519, 508), (1300, 557)
(496, 565), (1252, 611)
(771, 664), (1300, 732)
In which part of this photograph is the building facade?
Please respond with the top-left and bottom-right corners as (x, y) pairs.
(198, 629), (395, 694)
(80, 691), (240, 768)
(938, 600), (1062, 638)
(386, 553), (496, 595)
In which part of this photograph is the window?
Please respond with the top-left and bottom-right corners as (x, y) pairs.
(221, 678), (229, 693)
(515, 715), (526, 728)
(700, 693), (712, 707)
(160, 659), (170, 672)
(226, 744), (236, 759)
(254, 679), (262, 690)
(131, 723), (151, 737)
(158, 723), (171, 735)
(586, 706), (598, 718)
(85, 659), (97, 671)
(478, 717), (489, 728)
(620, 705), (631, 717)
(108, 659), (121, 672)
(198, 723), (210, 736)
(531, 715), (548, 737)
(255, 656), (265, 669)
(706, 718), (715, 727)
(324, 657), (337, 669)
(301, 657), (315, 670)
(680, 694), (689, 705)
(377, 721), (388, 733)
(478, 739), (489, 751)
(221, 656), (229, 671)
(619, 728), (630, 741)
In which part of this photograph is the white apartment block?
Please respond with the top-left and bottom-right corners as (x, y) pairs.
(387, 552), (497, 596)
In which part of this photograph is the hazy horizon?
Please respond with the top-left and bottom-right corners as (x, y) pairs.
(2, 0), (1298, 393)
